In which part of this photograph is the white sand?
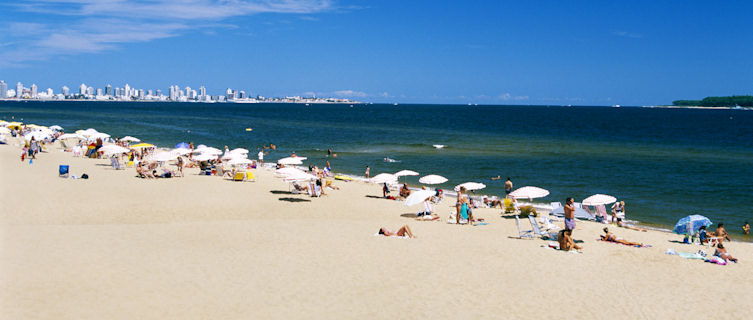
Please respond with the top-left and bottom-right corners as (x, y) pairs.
(1, 138), (752, 319)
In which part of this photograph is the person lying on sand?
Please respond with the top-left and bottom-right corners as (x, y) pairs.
(292, 182), (309, 193)
(600, 227), (644, 247)
(617, 218), (647, 232)
(714, 243), (738, 263)
(558, 229), (581, 251)
(378, 225), (415, 238)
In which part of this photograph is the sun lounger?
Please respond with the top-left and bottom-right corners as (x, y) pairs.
(515, 215), (535, 239)
(528, 215), (548, 238)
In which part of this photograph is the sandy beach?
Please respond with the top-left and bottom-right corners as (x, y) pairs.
(1, 137), (752, 319)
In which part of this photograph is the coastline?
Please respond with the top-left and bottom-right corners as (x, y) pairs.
(2, 134), (752, 319)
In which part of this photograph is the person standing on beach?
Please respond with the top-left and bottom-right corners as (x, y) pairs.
(258, 150), (264, 164)
(504, 178), (513, 195)
(365, 165), (370, 178)
(564, 197), (576, 232)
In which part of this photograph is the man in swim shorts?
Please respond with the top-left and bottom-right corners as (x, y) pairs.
(504, 177), (513, 195)
(564, 197), (576, 232)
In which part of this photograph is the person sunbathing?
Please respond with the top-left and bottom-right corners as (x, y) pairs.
(378, 225), (415, 238)
(399, 183), (411, 198)
(292, 182), (309, 193)
(324, 179), (339, 190)
(136, 163), (155, 179)
(600, 228), (644, 247)
(416, 198), (439, 221)
(617, 218), (647, 232)
(558, 229), (581, 251)
(714, 243), (738, 263)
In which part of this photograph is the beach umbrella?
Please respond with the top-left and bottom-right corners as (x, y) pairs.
(278, 157), (303, 165)
(371, 173), (397, 184)
(283, 170), (317, 182)
(121, 136), (141, 142)
(192, 153), (217, 162)
(58, 133), (83, 140)
(0, 127), (10, 134)
(227, 158), (253, 166)
(275, 167), (305, 176)
(419, 174), (448, 185)
(672, 215), (712, 235)
(80, 128), (99, 137)
(174, 142), (189, 149)
(87, 132), (111, 141)
(152, 151), (178, 162)
(49, 125), (63, 131)
(394, 170), (419, 177)
(99, 145), (130, 155)
(509, 186), (550, 199)
(172, 147), (192, 155)
(404, 189), (436, 207)
(230, 148), (249, 154)
(24, 131), (50, 141)
(582, 194), (617, 206)
(221, 152), (243, 161)
(194, 146), (223, 155)
(454, 182), (486, 191)
(130, 143), (155, 149)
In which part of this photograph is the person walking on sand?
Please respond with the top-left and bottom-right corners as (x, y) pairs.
(504, 177), (513, 195)
(564, 197), (576, 232)
(176, 156), (184, 177)
(258, 149), (264, 164)
(365, 165), (370, 178)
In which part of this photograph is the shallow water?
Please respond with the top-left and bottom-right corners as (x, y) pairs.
(2, 101), (752, 239)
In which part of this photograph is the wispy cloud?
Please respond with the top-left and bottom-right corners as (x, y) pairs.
(613, 31), (643, 39)
(0, 0), (333, 68)
(334, 89), (367, 98)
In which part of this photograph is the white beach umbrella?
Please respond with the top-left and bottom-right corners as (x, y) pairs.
(81, 128), (99, 137)
(404, 189), (436, 207)
(24, 131), (50, 141)
(509, 186), (550, 199)
(193, 153), (217, 162)
(283, 170), (317, 182)
(582, 194), (617, 206)
(419, 174), (448, 185)
(221, 152), (243, 161)
(227, 158), (253, 166)
(58, 133), (83, 140)
(88, 132), (110, 141)
(230, 148), (249, 154)
(195, 146), (223, 155)
(275, 167), (305, 176)
(99, 145), (130, 155)
(394, 170), (419, 177)
(152, 151), (179, 162)
(120, 136), (141, 142)
(370, 173), (397, 184)
(172, 147), (192, 155)
(49, 125), (63, 131)
(278, 157), (303, 165)
(454, 182), (486, 191)
(0, 127), (10, 134)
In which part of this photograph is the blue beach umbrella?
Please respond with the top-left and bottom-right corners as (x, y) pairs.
(672, 215), (712, 235)
(175, 142), (190, 149)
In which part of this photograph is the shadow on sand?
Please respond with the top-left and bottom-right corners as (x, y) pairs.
(278, 197), (311, 203)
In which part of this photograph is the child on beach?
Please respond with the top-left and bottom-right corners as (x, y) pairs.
(743, 221), (750, 235)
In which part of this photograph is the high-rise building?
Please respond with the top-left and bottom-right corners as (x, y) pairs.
(30, 84), (38, 98)
(199, 86), (206, 98)
(105, 84), (112, 96)
(61, 85), (70, 96)
(124, 84), (131, 98)
(138, 89), (144, 98)
(0, 80), (7, 99)
(156, 89), (162, 97)
(79, 83), (87, 95)
(16, 82), (23, 98)
(46, 88), (53, 96)
(185, 86), (192, 98)
(87, 86), (94, 96)
(96, 88), (103, 96)
(169, 85), (177, 101)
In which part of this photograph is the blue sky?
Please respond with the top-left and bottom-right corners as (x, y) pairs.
(0, 0), (751, 105)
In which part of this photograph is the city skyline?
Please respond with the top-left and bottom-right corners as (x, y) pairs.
(1, 1), (752, 105)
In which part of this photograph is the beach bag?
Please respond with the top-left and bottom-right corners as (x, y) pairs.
(81, 173), (89, 179)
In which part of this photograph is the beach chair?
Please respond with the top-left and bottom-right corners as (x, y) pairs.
(59, 165), (69, 178)
(245, 171), (256, 182)
(504, 198), (516, 214)
(528, 215), (548, 238)
(550, 202), (562, 210)
(515, 215), (534, 239)
(233, 171), (246, 182)
(314, 184), (322, 197)
(110, 157), (124, 170)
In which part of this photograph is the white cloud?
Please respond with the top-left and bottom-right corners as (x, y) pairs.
(497, 93), (529, 101)
(0, 0), (333, 67)
(334, 90), (367, 97)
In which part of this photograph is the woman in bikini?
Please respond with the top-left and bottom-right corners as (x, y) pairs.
(601, 227), (644, 247)
(714, 243), (738, 262)
(378, 225), (416, 238)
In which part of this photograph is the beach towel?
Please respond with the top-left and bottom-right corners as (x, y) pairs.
(705, 256), (727, 265)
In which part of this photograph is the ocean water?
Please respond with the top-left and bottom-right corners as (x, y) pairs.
(2, 101), (752, 238)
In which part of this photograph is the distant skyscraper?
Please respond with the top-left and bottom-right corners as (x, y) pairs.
(169, 85), (177, 101)
(16, 82), (23, 98)
(79, 83), (86, 95)
(124, 84), (130, 98)
(105, 84), (112, 96)
(46, 88), (53, 96)
(185, 86), (192, 98)
(61, 85), (70, 96)
(30, 84), (38, 98)
(96, 88), (103, 96)
(138, 89), (144, 98)
(0, 80), (7, 99)
(147, 89), (153, 96)
(87, 86), (94, 95)
(199, 86), (206, 98)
